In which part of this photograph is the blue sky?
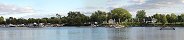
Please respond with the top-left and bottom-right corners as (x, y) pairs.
(0, 0), (184, 18)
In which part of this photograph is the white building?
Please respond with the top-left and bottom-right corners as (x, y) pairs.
(108, 19), (115, 24)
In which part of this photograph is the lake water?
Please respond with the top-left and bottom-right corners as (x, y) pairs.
(0, 27), (183, 40)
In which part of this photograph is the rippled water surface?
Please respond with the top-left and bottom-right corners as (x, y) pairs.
(0, 27), (183, 40)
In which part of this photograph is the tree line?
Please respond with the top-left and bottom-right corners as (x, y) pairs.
(0, 8), (184, 26)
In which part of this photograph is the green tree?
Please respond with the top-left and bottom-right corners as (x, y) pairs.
(90, 10), (107, 24)
(6, 17), (17, 24)
(40, 19), (47, 23)
(111, 8), (132, 22)
(170, 13), (177, 23)
(180, 14), (184, 22)
(66, 11), (89, 25)
(136, 10), (146, 22)
(0, 16), (4, 24)
(49, 17), (59, 24)
(153, 13), (161, 23)
(166, 14), (171, 23)
(28, 18), (37, 23)
(17, 18), (27, 24)
(160, 14), (168, 26)
(61, 16), (68, 24)
(56, 14), (62, 19)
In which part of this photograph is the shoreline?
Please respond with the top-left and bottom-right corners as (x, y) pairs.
(0, 26), (182, 28)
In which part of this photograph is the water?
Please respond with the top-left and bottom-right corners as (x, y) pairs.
(0, 27), (183, 40)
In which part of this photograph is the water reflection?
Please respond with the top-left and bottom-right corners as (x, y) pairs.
(0, 27), (183, 40)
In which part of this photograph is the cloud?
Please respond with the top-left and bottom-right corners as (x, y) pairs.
(79, 0), (184, 17)
(80, 0), (147, 12)
(182, 0), (184, 3)
(0, 3), (35, 15)
(122, 0), (184, 17)
(78, 0), (126, 12)
(130, 0), (145, 4)
(125, 0), (184, 11)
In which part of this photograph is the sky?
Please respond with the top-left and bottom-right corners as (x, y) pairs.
(0, 0), (184, 18)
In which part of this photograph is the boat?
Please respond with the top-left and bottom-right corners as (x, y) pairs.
(0, 25), (6, 27)
(28, 23), (44, 28)
(160, 27), (175, 30)
(115, 27), (122, 28)
(115, 25), (125, 28)
(8, 24), (16, 27)
(91, 24), (97, 27)
(53, 24), (64, 27)
(107, 24), (125, 28)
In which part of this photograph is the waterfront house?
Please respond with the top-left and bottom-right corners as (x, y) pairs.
(144, 17), (156, 23)
(108, 19), (115, 24)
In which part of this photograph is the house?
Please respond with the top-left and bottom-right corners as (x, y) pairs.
(144, 17), (157, 23)
(108, 19), (115, 24)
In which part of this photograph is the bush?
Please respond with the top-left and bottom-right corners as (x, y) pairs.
(180, 22), (184, 26)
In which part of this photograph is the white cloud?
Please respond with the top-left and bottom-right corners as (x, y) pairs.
(131, 0), (145, 4)
(125, 0), (184, 11)
(0, 3), (35, 15)
(182, 0), (184, 3)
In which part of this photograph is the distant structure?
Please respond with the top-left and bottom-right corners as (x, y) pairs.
(144, 17), (157, 23)
(108, 19), (115, 24)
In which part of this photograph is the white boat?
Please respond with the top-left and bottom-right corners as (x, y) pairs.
(8, 24), (16, 27)
(115, 27), (122, 28)
(115, 25), (125, 28)
(28, 23), (43, 28)
(91, 24), (97, 27)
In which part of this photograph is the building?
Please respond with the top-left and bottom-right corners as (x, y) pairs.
(108, 19), (115, 24)
(144, 17), (157, 23)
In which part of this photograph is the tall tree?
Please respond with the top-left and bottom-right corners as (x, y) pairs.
(40, 19), (47, 23)
(17, 18), (27, 24)
(0, 16), (4, 24)
(170, 13), (177, 23)
(180, 14), (184, 22)
(160, 14), (168, 26)
(166, 14), (171, 23)
(6, 17), (17, 24)
(153, 13), (161, 23)
(56, 14), (62, 19)
(111, 8), (132, 22)
(66, 11), (89, 25)
(90, 10), (107, 24)
(136, 10), (146, 22)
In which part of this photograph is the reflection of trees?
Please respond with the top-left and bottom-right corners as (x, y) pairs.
(108, 28), (130, 40)
(56, 28), (61, 40)
(91, 27), (108, 40)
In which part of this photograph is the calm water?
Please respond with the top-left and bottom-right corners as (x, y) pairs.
(0, 27), (184, 40)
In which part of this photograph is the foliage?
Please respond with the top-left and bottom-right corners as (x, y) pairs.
(111, 8), (132, 22)
(136, 10), (146, 22)
(152, 13), (161, 23)
(0, 16), (4, 24)
(90, 10), (107, 24)
(160, 14), (168, 25)
(66, 11), (89, 25)
(170, 13), (177, 23)
(180, 14), (184, 22)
